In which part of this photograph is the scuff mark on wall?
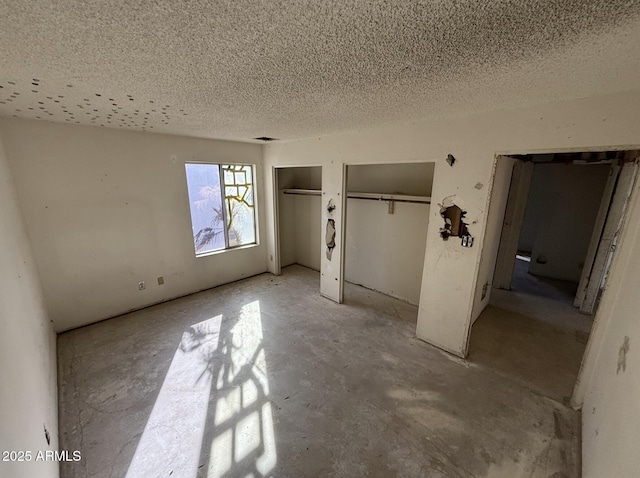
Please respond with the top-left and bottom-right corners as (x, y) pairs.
(326, 219), (336, 260)
(617, 335), (630, 374)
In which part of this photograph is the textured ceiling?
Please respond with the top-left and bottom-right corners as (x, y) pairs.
(1, 1), (640, 142)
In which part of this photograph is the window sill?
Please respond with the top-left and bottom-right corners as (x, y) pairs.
(195, 242), (259, 258)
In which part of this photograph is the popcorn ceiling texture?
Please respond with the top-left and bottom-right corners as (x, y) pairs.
(1, 0), (639, 141)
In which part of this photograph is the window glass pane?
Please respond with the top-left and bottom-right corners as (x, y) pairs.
(226, 199), (256, 246)
(185, 164), (225, 254)
(222, 164), (256, 247)
(235, 171), (246, 184)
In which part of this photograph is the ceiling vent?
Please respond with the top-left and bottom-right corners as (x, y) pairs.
(254, 136), (277, 142)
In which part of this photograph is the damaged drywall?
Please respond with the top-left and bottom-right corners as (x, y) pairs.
(326, 218), (336, 260)
(439, 195), (474, 247)
(446, 154), (456, 167)
(325, 197), (337, 260)
(439, 195), (465, 236)
(440, 204), (467, 239)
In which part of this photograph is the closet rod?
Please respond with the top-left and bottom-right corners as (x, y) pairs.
(282, 189), (430, 204)
(352, 196), (431, 205)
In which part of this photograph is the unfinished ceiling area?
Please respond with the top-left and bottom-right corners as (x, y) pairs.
(1, 0), (640, 141)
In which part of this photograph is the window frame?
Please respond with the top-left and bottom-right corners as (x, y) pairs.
(184, 161), (258, 257)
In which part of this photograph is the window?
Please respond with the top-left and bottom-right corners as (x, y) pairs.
(185, 163), (256, 255)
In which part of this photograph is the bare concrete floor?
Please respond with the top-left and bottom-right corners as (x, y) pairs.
(510, 257), (579, 302)
(58, 265), (580, 477)
(468, 255), (592, 403)
(469, 290), (590, 403)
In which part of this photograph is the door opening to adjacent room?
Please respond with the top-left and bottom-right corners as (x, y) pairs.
(470, 150), (639, 403)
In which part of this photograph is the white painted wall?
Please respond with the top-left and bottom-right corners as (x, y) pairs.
(345, 199), (429, 304)
(276, 193), (323, 271)
(276, 166), (321, 190)
(0, 133), (58, 478)
(276, 168), (297, 268)
(277, 192), (297, 268)
(347, 162), (434, 195)
(518, 166), (546, 253)
(577, 173), (640, 477)
(294, 195), (322, 270)
(522, 163), (610, 282)
(0, 118), (267, 331)
(264, 88), (640, 360)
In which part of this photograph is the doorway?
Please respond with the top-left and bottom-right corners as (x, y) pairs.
(470, 150), (639, 402)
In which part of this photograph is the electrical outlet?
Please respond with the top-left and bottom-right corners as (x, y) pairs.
(461, 234), (474, 247)
(138, 281), (145, 290)
(157, 276), (164, 285)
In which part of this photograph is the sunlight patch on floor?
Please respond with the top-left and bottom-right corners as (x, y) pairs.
(208, 300), (277, 478)
(126, 315), (222, 477)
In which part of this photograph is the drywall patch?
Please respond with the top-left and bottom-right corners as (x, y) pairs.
(617, 335), (630, 374)
(325, 219), (336, 260)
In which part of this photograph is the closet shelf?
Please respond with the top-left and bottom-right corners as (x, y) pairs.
(282, 188), (431, 204)
(281, 188), (321, 196)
